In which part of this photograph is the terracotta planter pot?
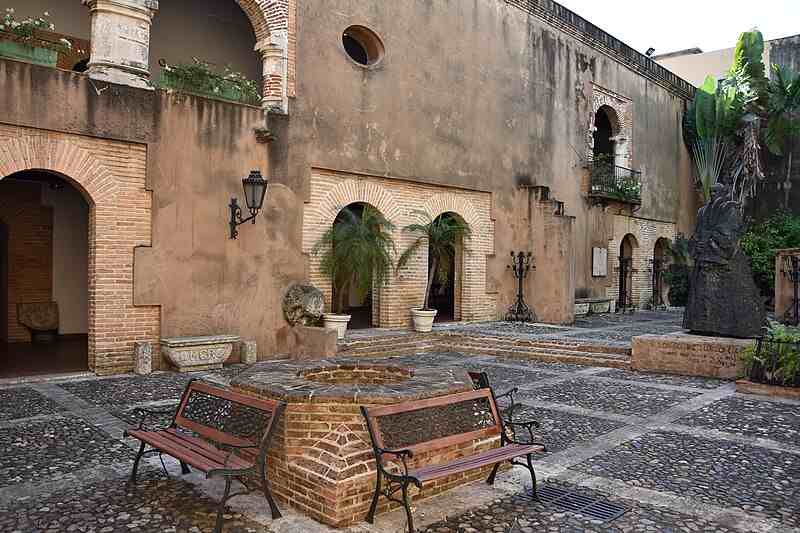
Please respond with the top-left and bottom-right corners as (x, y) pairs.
(411, 308), (437, 332)
(323, 313), (351, 340)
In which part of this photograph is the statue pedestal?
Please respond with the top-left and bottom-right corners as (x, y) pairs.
(632, 333), (752, 379)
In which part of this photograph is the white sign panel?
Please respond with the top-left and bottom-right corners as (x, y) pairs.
(592, 247), (608, 277)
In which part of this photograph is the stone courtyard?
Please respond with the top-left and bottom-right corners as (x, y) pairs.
(0, 312), (797, 533)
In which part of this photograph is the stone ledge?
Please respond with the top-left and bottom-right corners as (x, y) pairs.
(632, 333), (752, 379)
(736, 380), (800, 400)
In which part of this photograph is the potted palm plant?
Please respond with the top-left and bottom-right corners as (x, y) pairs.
(313, 206), (395, 339)
(398, 213), (471, 332)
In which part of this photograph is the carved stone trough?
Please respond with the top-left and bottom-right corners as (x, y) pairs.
(160, 334), (241, 372)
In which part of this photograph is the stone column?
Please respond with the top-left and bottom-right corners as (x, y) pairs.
(83, 0), (158, 89)
(256, 35), (288, 113)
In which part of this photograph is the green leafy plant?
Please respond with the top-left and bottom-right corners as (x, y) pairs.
(397, 213), (471, 310)
(683, 29), (800, 207)
(741, 320), (800, 386)
(312, 206), (396, 314)
(741, 211), (800, 298)
(0, 8), (72, 53)
(662, 235), (691, 306)
(157, 58), (261, 105)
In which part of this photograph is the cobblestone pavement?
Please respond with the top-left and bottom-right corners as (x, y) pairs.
(1, 314), (797, 533)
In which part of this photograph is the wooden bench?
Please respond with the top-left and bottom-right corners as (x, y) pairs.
(124, 380), (285, 533)
(361, 388), (546, 532)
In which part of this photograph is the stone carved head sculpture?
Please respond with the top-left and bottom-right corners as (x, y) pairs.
(689, 184), (743, 266)
(282, 282), (325, 326)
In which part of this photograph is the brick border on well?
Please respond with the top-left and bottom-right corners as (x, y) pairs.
(0, 125), (159, 374)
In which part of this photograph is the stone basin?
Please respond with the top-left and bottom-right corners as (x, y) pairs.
(231, 357), (494, 528)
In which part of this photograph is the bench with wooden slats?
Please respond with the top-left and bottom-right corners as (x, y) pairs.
(361, 388), (545, 532)
(124, 379), (285, 533)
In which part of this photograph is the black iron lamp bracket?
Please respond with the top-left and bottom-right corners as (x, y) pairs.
(229, 198), (258, 240)
(506, 251), (536, 323)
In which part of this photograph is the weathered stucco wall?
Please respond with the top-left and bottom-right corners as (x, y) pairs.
(0, 59), (303, 368)
(279, 0), (694, 314)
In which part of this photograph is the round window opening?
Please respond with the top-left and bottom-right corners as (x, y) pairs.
(342, 26), (384, 67)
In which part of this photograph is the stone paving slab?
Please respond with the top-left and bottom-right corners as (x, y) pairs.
(572, 310), (683, 328)
(59, 373), (195, 407)
(677, 395), (800, 446)
(562, 323), (686, 342)
(0, 417), (134, 485)
(595, 368), (724, 389)
(511, 405), (627, 456)
(0, 473), (268, 533)
(570, 430), (800, 527)
(520, 377), (702, 417)
(0, 387), (65, 422)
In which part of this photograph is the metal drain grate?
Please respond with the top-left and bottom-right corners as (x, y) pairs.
(534, 485), (628, 522)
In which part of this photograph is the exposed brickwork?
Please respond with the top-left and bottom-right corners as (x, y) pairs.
(0, 125), (159, 375)
(0, 181), (52, 342)
(588, 84), (634, 169)
(302, 169), (496, 327)
(237, 394), (499, 527)
(605, 215), (676, 308)
(632, 334), (749, 379)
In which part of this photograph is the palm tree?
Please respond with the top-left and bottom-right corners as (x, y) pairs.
(312, 205), (396, 313)
(397, 213), (471, 310)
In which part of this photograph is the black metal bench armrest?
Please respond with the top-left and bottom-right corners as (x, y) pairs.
(375, 447), (417, 483)
(494, 386), (519, 401)
(502, 419), (544, 447)
(129, 405), (178, 431)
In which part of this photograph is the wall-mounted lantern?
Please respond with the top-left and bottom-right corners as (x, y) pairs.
(229, 170), (269, 239)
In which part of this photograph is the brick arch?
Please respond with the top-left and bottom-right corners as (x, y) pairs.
(303, 179), (403, 326)
(234, 0), (271, 41)
(0, 128), (157, 375)
(315, 179), (403, 231)
(416, 193), (494, 322)
(419, 192), (483, 232)
(0, 137), (118, 204)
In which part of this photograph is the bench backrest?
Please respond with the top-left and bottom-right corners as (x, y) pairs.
(174, 380), (283, 450)
(361, 388), (502, 458)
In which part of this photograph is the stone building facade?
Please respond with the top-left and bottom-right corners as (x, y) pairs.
(0, 0), (697, 375)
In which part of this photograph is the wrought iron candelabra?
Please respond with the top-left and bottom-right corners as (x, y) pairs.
(782, 254), (800, 326)
(506, 251), (535, 322)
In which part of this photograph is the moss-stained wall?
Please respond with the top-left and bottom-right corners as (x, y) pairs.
(277, 0), (695, 306)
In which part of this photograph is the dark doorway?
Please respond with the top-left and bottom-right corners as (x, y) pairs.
(332, 202), (373, 329)
(428, 213), (460, 322)
(0, 221), (7, 343)
(593, 106), (615, 164)
(0, 172), (89, 378)
(618, 234), (636, 312)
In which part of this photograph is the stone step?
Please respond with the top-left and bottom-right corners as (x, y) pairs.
(440, 342), (630, 369)
(438, 334), (630, 356)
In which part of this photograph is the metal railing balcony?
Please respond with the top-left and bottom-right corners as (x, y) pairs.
(589, 162), (642, 204)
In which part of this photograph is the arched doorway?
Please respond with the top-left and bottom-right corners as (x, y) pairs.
(618, 234), (637, 312)
(593, 105), (617, 166)
(328, 202), (395, 329)
(428, 213), (465, 322)
(0, 171), (89, 377)
(652, 238), (671, 308)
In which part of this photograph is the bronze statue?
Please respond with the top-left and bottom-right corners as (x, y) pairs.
(683, 185), (765, 337)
